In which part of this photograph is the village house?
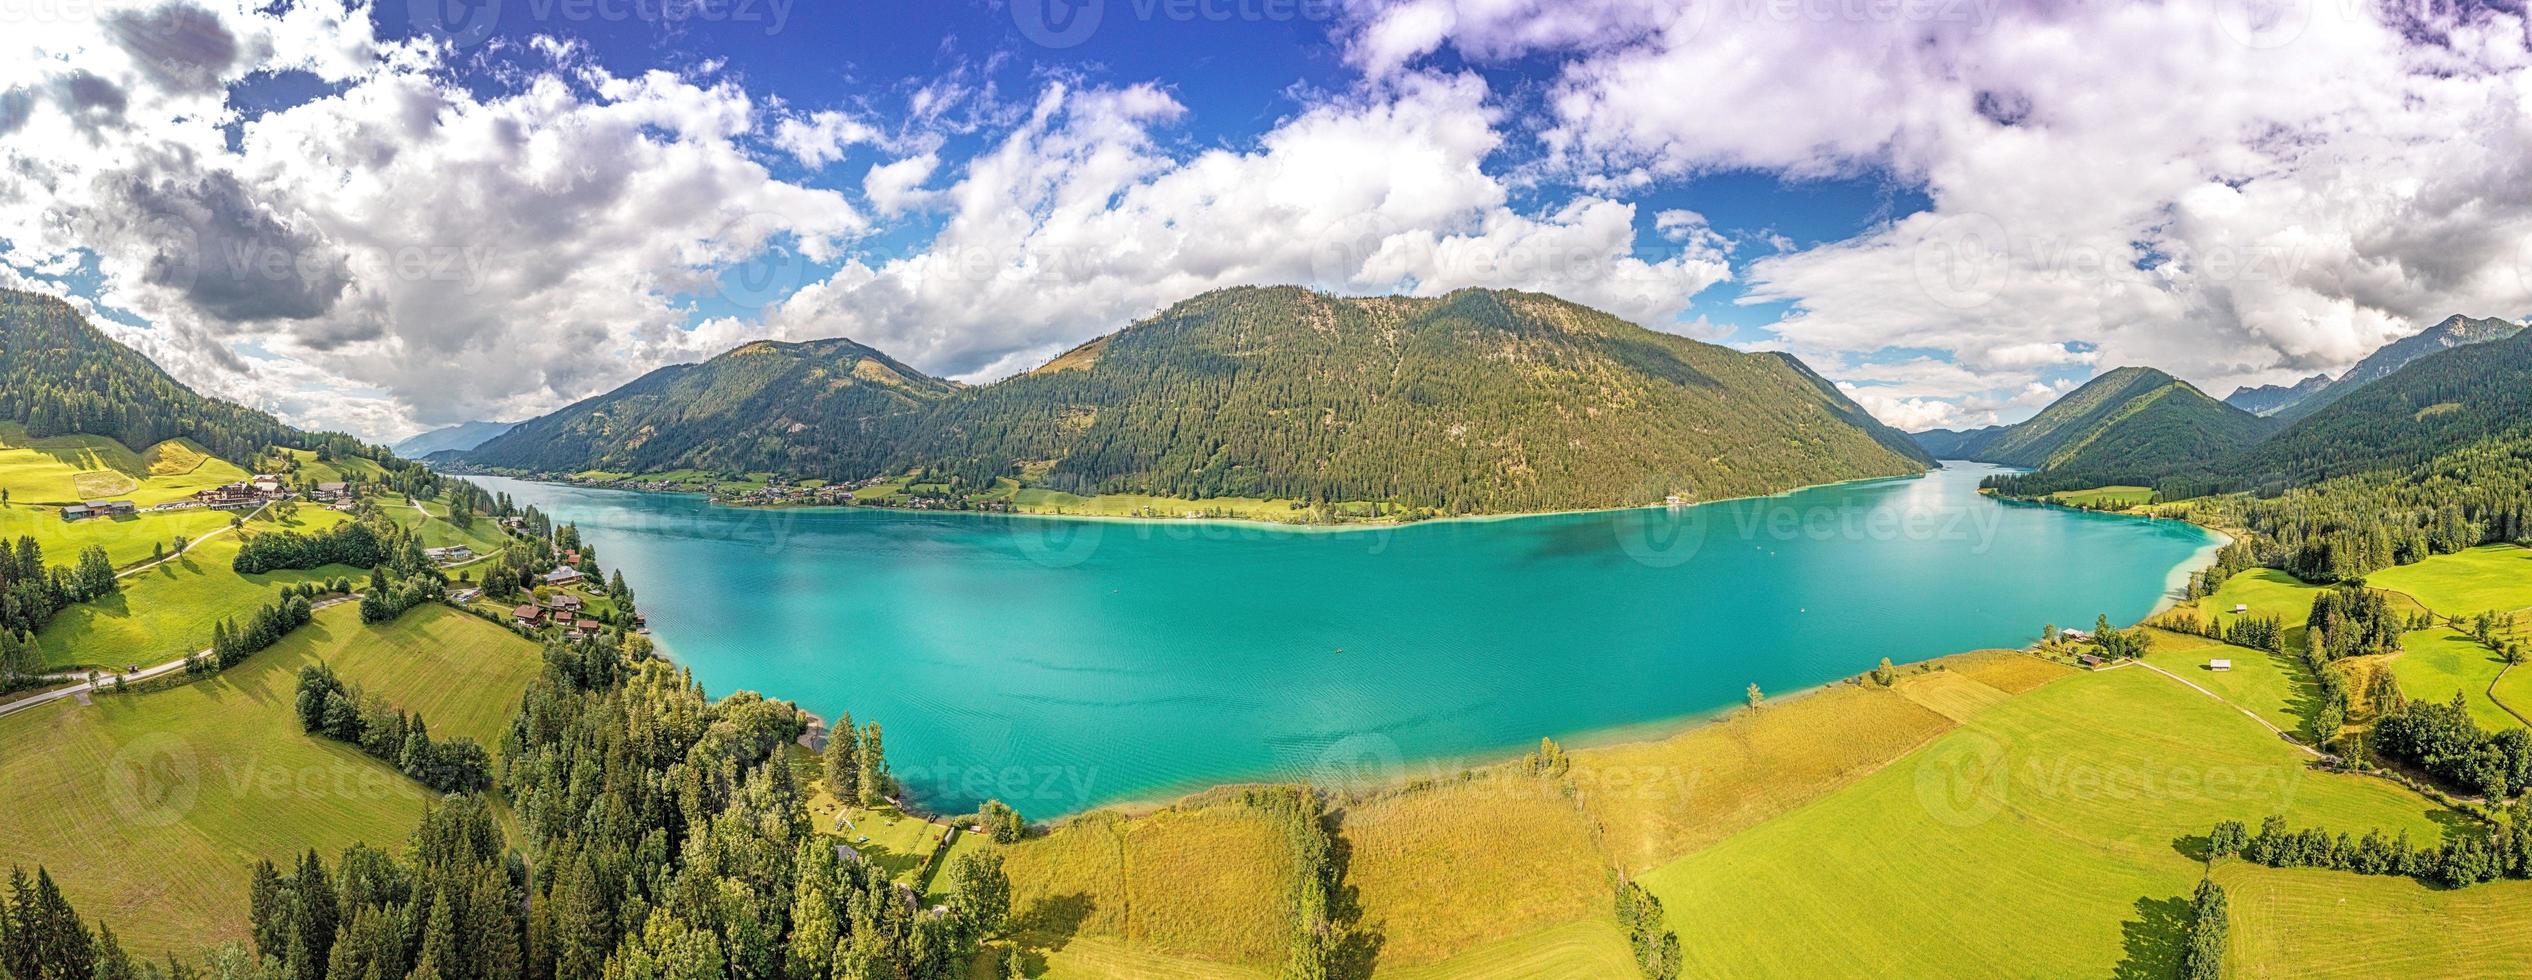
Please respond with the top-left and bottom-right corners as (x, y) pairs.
(512, 605), (543, 626)
(543, 566), (584, 587)
(543, 592), (584, 613)
(59, 504), (89, 521)
(313, 482), (349, 502)
(422, 545), (475, 565)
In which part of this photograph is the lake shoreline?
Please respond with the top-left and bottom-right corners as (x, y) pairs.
(468, 465), (1938, 536)
(478, 464), (2229, 821)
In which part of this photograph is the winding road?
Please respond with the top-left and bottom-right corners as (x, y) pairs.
(0, 593), (358, 721)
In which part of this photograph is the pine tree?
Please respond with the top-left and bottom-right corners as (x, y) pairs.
(823, 712), (860, 804)
(857, 723), (891, 807)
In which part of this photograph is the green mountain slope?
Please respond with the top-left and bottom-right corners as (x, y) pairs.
(458, 338), (958, 476)
(2272, 314), (2523, 423)
(1974, 368), (2197, 467)
(2222, 324), (2532, 493)
(2018, 381), (2272, 482)
(1917, 367), (2269, 469)
(0, 289), (301, 462)
(463, 286), (1933, 513)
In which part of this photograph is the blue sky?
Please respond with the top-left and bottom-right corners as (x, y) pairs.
(6, 0), (2529, 439)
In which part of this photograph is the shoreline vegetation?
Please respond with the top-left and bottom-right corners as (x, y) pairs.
(458, 465), (1941, 534)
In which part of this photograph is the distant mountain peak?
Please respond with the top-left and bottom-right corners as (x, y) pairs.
(2274, 313), (2525, 423)
(2224, 373), (2334, 417)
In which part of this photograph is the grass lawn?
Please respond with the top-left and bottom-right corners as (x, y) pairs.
(382, 495), (509, 554)
(2193, 568), (2330, 651)
(0, 602), (541, 957)
(35, 510), (361, 671)
(2141, 628), (2323, 736)
(2386, 629), (2525, 730)
(1640, 665), (2462, 977)
(0, 504), (237, 569)
(273, 448), (387, 489)
(2368, 544), (2532, 617)
(1337, 771), (1606, 967)
(2216, 863), (2532, 977)
(2049, 486), (2154, 509)
(1002, 795), (1299, 970)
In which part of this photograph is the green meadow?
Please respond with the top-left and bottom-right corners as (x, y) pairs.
(2367, 544), (2532, 617)
(2140, 628), (2321, 734)
(2386, 628), (2526, 729)
(0, 503), (237, 570)
(0, 603), (542, 957)
(0, 424), (251, 507)
(34, 509), (364, 671)
(1640, 665), (2457, 976)
(2216, 864), (2532, 977)
(2048, 485), (2155, 509)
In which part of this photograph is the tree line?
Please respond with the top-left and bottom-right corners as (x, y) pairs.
(2207, 804), (2532, 888)
(2372, 691), (2532, 800)
(1, 537), (116, 687)
(294, 663), (492, 795)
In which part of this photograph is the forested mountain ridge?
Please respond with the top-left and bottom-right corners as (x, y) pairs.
(2217, 324), (2532, 493)
(457, 337), (958, 476)
(882, 286), (1931, 511)
(461, 286), (1934, 513)
(0, 289), (303, 462)
(2272, 314), (2522, 422)
(1911, 367), (2270, 473)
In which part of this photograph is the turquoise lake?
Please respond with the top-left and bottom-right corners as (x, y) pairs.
(476, 463), (2219, 817)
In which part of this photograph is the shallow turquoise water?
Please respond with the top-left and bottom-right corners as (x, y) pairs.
(476, 463), (2217, 817)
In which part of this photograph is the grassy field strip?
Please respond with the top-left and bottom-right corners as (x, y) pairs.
(2139, 629), (2319, 736)
(1566, 681), (1964, 874)
(0, 604), (542, 957)
(1338, 771), (1606, 967)
(2216, 864), (2532, 977)
(1367, 917), (1639, 979)
(2114, 660), (2315, 752)
(1031, 937), (1270, 979)
(1889, 670), (2014, 723)
(1642, 666), (2456, 976)
(1002, 798), (1298, 971)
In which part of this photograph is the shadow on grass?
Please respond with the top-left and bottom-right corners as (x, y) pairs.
(2271, 646), (2327, 735)
(1325, 817), (1383, 980)
(1014, 892), (1092, 955)
(2111, 894), (2191, 980)
(2170, 833), (2211, 864)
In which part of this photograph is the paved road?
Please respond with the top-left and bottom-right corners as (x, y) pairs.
(0, 594), (358, 721)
